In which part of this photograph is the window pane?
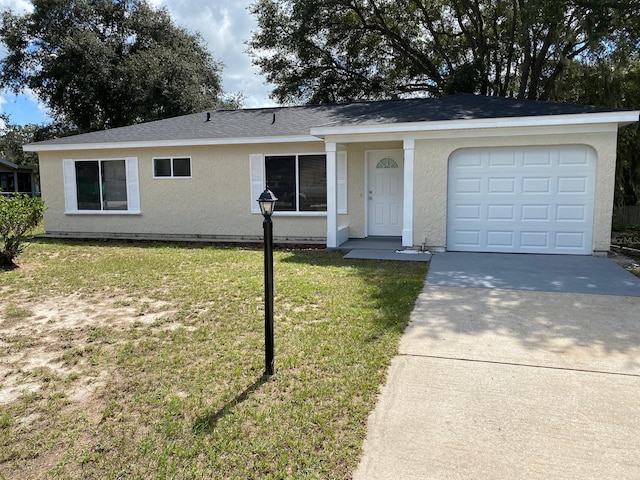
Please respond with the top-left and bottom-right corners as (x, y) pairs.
(0, 172), (15, 193)
(299, 155), (326, 211)
(265, 155), (296, 211)
(102, 160), (128, 210)
(75, 161), (101, 210)
(17, 173), (32, 194)
(154, 158), (171, 177)
(172, 158), (191, 177)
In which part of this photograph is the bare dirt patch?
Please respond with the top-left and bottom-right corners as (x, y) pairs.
(0, 292), (177, 405)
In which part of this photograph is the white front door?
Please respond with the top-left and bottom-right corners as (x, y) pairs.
(367, 150), (404, 236)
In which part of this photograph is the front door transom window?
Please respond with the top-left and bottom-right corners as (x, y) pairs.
(376, 157), (399, 169)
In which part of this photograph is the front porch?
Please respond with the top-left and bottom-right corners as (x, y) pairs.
(324, 140), (416, 249)
(335, 236), (431, 262)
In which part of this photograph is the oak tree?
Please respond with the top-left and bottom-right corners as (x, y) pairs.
(249, 0), (639, 104)
(0, 0), (223, 132)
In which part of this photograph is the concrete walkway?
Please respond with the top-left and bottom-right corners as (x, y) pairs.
(354, 254), (640, 480)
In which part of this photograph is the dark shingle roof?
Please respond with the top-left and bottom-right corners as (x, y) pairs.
(0, 158), (34, 170)
(26, 94), (631, 148)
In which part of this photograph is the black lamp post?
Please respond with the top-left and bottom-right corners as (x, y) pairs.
(257, 188), (277, 376)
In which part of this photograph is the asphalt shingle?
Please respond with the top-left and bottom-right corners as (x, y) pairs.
(27, 93), (626, 147)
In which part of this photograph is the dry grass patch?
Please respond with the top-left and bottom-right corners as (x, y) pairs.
(0, 240), (427, 479)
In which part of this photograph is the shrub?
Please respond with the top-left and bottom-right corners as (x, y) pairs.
(0, 194), (45, 268)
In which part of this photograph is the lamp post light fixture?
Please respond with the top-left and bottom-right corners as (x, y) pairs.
(257, 188), (277, 376)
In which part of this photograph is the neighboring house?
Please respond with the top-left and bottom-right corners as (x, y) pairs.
(23, 94), (639, 255)
(0, 158), (37, 196)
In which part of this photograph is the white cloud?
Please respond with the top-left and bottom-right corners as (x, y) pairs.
(0, 0), (32, 13)
(151, 0), (276, 108)
(0, 0), (276, 125)
(23, 87), (50, 116)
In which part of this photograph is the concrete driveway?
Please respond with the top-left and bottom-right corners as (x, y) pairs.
(354, 253), (640, 480)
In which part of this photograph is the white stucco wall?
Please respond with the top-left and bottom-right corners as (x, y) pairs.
(38, 142), (330, 242)
(36, 123), (621, 253)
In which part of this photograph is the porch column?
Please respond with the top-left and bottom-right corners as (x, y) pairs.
(402, 139), (415, 247)
(326, 142), (338, 248)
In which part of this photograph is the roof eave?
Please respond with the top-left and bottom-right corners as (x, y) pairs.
(23, 134), (323, 152)
(0, 158), (35, 170)
(310, 111), (640, 137)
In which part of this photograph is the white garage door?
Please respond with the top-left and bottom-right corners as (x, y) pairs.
(447, 146), (596, 255)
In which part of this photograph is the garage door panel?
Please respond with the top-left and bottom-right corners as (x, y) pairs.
(489, 151), (517, 167)
(487, 205), (515, 220)
(448, 146), (595, 255)
(522, 177), (551, 193)
(557, 205), (586, 221)
(455, 204), (482, 220)
(558, 176), (588, 194)
(454, 230), (482, 246)
(456, 177), (482, 193)
(556, 232), (586, 249)
(452, 151), (483, 168)
(488, 177), (516, 193)
(522, 205), (550, 221)
(523, 150), (553, 166)
(487, 231), (514, 247)
(558, 148), (591, 166)
(521, 231), (549, 248)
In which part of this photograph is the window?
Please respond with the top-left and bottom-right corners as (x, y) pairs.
(63, 158), (140, 214)
(265, 154), (326, 212)
(17, 173), (32, 194)
(153, 157), (191, 178)
(250, 152), (347, 215)
(0, 172), (15, 192)
(75, 160), (127, 210)
(376, 157), (399, 169)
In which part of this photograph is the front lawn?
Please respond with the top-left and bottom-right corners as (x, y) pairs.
(0, 240), (427, 479)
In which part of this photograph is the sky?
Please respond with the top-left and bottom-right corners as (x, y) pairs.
(0, 0), (276, 126)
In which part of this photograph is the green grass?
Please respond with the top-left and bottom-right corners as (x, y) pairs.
(0, 239), (427, 479)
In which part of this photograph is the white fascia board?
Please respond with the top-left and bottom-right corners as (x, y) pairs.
(310, 111), (640, 137)
(22, 135), (321, 152)
(320, 122), (621, 145)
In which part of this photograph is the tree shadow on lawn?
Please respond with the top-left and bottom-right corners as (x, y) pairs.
(0, 261), (18, 271)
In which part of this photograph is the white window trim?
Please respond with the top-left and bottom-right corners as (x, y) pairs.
(152, 156), (192, 179)
(63, 157), (141, 215)
(249, 152), (347, 215)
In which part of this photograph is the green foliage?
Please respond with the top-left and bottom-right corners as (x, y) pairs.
(0, 194), (45, 268)
(249, 0), (639, 104)
(0, 0), (223, 133)
(0, 116), (40, 168)
(551, 57), (640, 206)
